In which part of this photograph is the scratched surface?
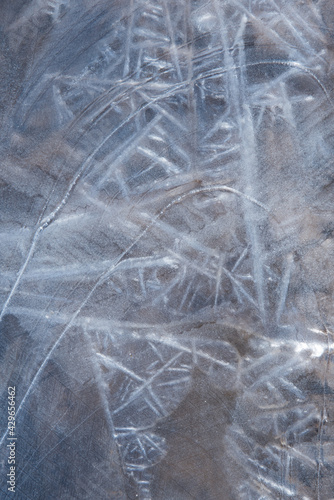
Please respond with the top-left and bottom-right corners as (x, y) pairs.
(0, 1), (334, 499)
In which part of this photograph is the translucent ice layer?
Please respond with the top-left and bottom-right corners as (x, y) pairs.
(0, 1), (334, 498)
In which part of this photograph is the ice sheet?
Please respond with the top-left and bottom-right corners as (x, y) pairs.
(1, 1), (334, 498)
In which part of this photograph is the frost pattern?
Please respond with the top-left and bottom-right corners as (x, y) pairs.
(0, 0), (334, 498)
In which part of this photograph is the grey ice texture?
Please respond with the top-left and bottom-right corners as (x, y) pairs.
(0, 0), (334, 498)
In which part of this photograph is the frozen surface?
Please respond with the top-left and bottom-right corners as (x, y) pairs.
(1, 0), (334, 498)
